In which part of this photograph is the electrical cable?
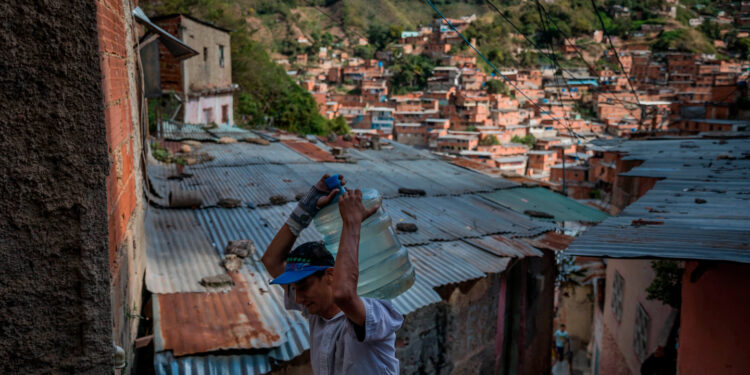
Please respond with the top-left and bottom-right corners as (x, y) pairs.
(588, 0), (642, 107)
(484, 0), (640, 121)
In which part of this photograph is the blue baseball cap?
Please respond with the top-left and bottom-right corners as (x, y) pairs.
(270, 241), (335, 285)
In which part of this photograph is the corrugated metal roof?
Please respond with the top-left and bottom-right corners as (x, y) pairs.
(194, 206), (324, 256)
(148, 157), (517, 207)
(523, 231), (575, 252)
(145, 135), (553, 373)
(145, 208), (229, 294)
(462, 235), (543, 258)
(186, 142), (313, 168)
(207, 124), (259, 140)
(567, 179), (750, 263)
(482, 187), (610, 223)
(385, 195), (555, 246)
(390, 277), (442, 315)
(408, 245), (486, 288)
(153, 270), (297, 356)
(159, 121), (217, 141)
(439, 241), (512, 274)
(568, 138), (750, 263)
(145, 206), (322, 293)
(450, 157), (505, 177)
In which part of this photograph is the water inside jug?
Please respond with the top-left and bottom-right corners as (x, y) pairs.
(312, 175), (415, 299)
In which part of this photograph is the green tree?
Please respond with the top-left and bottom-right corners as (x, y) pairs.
(646, 260), (683, 308)
(390, 54), (436, 94)
(353, 44), (376, 59)
(732, 38), (750, 59)
(485, 79), (510, 95)
(328, 116), (351, 135)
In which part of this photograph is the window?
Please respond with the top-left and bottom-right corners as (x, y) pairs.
(611, 272), (624, 322)
(203, 47), (208, 62)
(219, 45), (225, 68)
(633, 303), (650, 361)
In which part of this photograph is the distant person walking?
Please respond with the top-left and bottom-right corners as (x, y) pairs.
(554, 324), (570, 362)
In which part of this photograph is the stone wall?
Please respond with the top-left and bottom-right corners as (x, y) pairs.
(396, 274), (503, 375)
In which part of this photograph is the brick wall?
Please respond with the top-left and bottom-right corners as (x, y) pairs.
(97, 0), (147, 371)
(155, 16), (184, 92)
(98, 0), (137, 274)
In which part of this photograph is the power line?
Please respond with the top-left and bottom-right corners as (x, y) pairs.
(422, 0), (583, 139)
(485, 0), (641, 122)
(533, 0), (580, 103)
(532, 1), (643, 111)
(588, 0), (642, 108)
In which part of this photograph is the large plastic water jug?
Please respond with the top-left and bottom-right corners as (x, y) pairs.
(313, 175), (415, 299)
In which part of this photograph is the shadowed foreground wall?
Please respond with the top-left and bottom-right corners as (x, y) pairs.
(0, 0), (112, 373)
(678, 261), (750, 375)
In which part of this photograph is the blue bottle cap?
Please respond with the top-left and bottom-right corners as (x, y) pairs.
(324, 174), (346, 194)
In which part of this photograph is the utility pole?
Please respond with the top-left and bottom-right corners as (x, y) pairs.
(561, 146), (567, 196)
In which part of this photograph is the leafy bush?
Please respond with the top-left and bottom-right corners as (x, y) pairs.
(646, 260), (683, 308)
(486, 79), (510, 95)
(480, 135), (501, 146)
(511, 134), (536, 147)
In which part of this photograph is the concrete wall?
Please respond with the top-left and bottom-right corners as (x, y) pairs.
(678, 261), (750, 375)
(0, 1), (111, 372)
(181, 17), (232, 92)
(598, 259), (675, 375)
(557, 284), (594, 344)
(185, 93), (234, 125)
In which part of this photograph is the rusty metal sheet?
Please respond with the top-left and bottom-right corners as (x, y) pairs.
(154, 271), (290, 356)
(523, 232), (575, 252)
(282, 140), (340, 162)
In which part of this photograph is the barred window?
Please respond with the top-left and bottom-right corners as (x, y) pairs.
(611, 272), (624, 322)
(634, 303), (650, 361)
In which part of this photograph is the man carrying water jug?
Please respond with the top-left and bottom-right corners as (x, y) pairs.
(262, 174), (404, 375)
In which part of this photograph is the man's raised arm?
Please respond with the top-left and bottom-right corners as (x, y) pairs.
(332, 189), (380, 326)
(261, 174), (343, 277)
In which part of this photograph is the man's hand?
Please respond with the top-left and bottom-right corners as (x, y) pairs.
(286, 174), (347, 237)
(337, 189), (380, 226)
(315, 174), (346, 208)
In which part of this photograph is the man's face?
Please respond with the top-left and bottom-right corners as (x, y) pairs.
(292, 268), (335, 316)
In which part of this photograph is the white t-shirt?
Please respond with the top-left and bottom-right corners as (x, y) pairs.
(285, 287), (404, 375)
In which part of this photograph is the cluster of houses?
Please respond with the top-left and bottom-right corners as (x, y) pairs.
(279, 10), (750, 200)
